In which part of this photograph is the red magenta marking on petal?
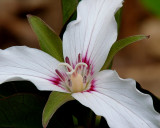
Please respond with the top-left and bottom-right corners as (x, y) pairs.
(83, 50), (88, 62)
(82, 56), (89, 66)
(82, 56), (95, 76)
(85, 79), (96, 93)
(82, 52), (92, 68)
(90, 66), (94, 76)
(47, 77), (66, 90)
(48, 77), (61, 85)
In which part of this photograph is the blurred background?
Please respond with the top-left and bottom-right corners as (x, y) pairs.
(0, 0), (160, 98)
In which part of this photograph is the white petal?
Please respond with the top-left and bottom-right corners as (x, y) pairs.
(72, 70), (160, 128)
(0, 46), (66, 92)
(63, 0), (123, 72)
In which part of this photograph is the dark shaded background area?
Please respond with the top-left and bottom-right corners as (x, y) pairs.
(0, 0), (160, 97)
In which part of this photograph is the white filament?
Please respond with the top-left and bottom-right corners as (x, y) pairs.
(58, 62), (88, 75)
(74, 62), (88, 72)
(58, 63), (74, 75)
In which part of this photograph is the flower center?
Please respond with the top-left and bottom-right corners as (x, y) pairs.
(57, 62), (88, 92)
(55, 55), (92, 93)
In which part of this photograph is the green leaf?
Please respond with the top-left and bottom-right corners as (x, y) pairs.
(62, 0), (78, 25)
(115, 8), (122, 32)
(101, 35), (149, 70)
(42, 91), (74, 128)
(140, 0), (160, 17)
(27, 15), (63, 62)
(0, 94), (45, 128)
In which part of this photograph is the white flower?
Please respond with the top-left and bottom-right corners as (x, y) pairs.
(0, 0), (160, 127)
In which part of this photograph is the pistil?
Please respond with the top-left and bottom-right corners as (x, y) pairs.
(70, 73), (84, 92)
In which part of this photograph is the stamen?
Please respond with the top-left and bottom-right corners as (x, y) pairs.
(76, 54), (82, 73)
(78, 53), (82, 63)
(56, 60), (90, 93)
(74, 62), (88, 73)
(65, 57), (71, 65)
(83, 76), (87, 83)
(68, 79), (72, 87)
(65, 57), (71, 72)
(87, 64), (92, 76)
(55, 69), (65, 81)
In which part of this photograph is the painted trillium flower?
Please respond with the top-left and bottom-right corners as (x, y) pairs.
(0, 0), (160, 127)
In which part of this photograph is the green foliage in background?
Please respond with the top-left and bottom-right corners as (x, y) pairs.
(140, 0), (160, 17)
(101, 35), (148, 70)
(62, 0), (78, 25)
(28, 15), (64, 62)
(115, 8), (122, 32)
(42, 92), (74, 128)
(0, 94), (44, 128)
